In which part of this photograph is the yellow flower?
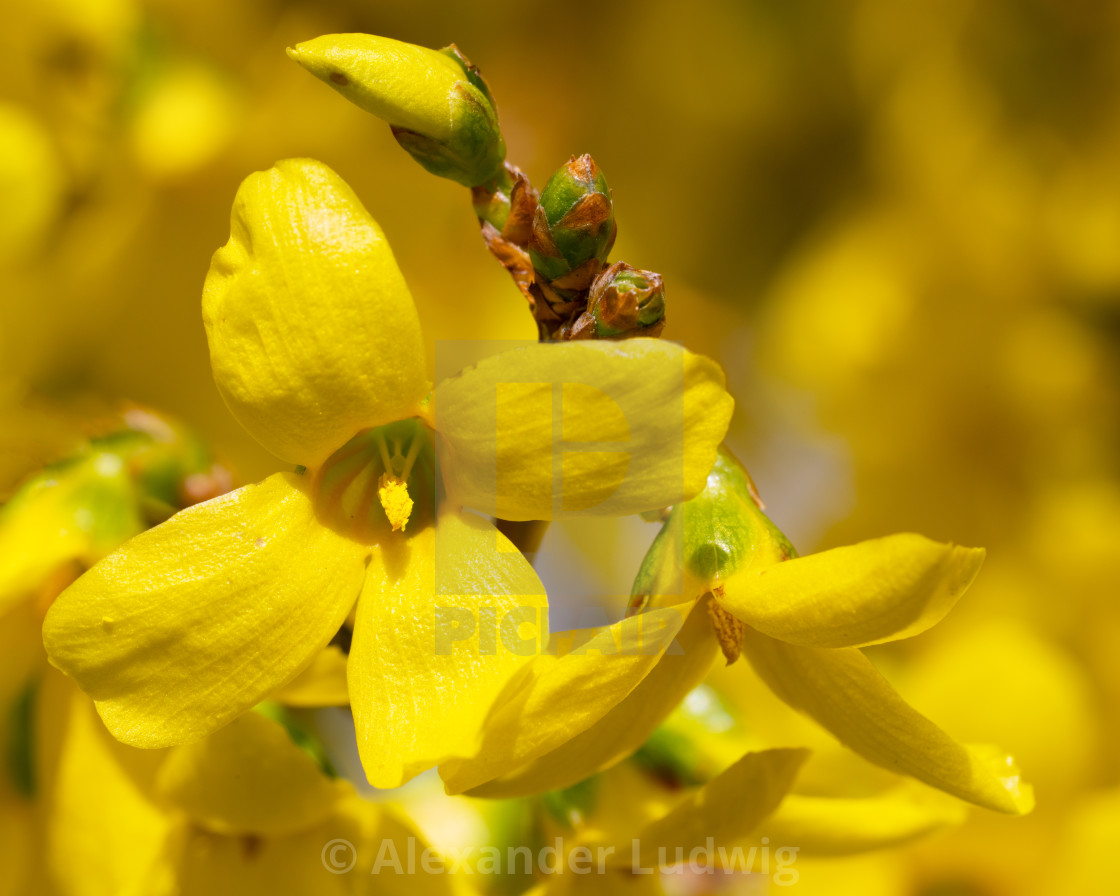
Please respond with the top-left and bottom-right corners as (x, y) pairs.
(34, 668), (450, 896)
(43, 158), (733, 790)
(449, 449), (1032, 818)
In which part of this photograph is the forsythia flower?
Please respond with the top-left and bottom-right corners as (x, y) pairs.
(451, 449), (1032, 818)
(35, 669), (444, 896)
(42, 158), (733, 789)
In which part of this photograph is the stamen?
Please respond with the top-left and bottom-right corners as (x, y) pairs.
(378, 472), (413, 531)
(399, 432), (424, 481)
(320, 423), (429, 539)
(374, 431), (394, 475)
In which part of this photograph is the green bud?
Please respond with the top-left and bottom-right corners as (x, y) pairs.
(572, 261), (666, 338)
(82, 407), (229, 521)
(0, 447), (144, 600)
(0, 408), (228, 584)
(528, 154), (615, 288)
(288, 34), (506, 187)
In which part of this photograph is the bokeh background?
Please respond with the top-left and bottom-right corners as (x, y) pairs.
(3, 0), (1119, 893)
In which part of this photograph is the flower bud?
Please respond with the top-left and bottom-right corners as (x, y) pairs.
(287, 35), (506, 187)
(528, 154), (616, 288)
(575, 261), (666, 339)
(113, 407), (232, 513)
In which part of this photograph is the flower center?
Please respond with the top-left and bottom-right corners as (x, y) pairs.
(314, 419), (436, 541)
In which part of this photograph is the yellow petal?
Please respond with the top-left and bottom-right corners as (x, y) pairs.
(469, 597), (718, 797)
(601, 748), (809, 868)
(752, 786), (966, 856)
(168, 813), (361, 896)
(739, 627), (1034, 814)
(906, 617), (1098, 799)
(717, 534), (985, 648)
(0, 602), (42, 710)
(155, 711), (348, 837)
(36, 671), (169, 896)
(272, 646), (350, 707)
(433, 339), (733, 520)
(1051, 788), (1120, 895)
(358, 806), (462, 895)
(348, 512), (549, 788)
(0, 794), (37, 896)
(287, 35), (463, 142)
(43, 473), (369, 748)
(439, 602), (693, 795)
(202, 159), (428, 467)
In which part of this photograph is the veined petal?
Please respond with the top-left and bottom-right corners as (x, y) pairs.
(439, 602), (692, 795)
(469, 597), (718, 797)
(43, 473), (369, 748)
(155, 711), (348, 837)
(433, 339), (733, 520)
(752, 786), (966, 856)
(601, 748), (809, 868)
(202, 159), (428, 467)
(717, 534), (984, 648)
(739, 627), (1034, 814)
(348, 512), (550, 789)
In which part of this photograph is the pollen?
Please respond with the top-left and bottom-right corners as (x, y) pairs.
(378, 472), (413, 532)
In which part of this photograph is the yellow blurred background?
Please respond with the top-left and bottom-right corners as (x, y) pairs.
(3, 0), (1119, 893)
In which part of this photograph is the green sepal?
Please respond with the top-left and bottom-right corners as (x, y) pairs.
(391, 77), (506, 187)
(630, 447), (795, 612)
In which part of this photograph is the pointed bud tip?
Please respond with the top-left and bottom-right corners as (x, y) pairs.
(289, 33), (505, 187)
(529, 154), (615, 281)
